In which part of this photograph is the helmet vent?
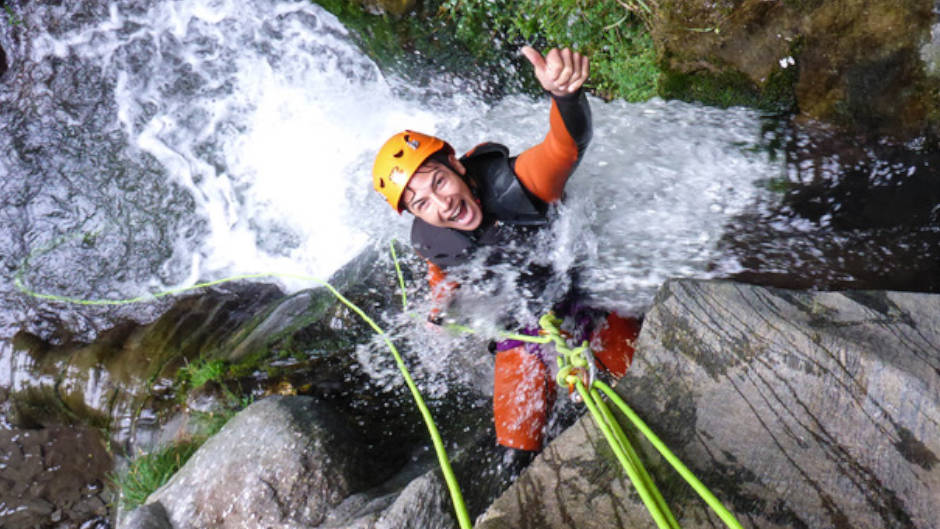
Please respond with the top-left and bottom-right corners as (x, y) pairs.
(393, 149), (404, 158)
(378, 178), (385, 188)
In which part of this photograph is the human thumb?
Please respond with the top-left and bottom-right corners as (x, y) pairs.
(521, 46), (546, 73)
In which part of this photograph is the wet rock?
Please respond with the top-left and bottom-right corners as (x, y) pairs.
(124, 395), (404, 529)
(120, 503), (172, 529)
(370, 471), (455, 529)
(0, 425), (113, 529)
(118, 387), (518, 529)
(720, 123), (940, 293)
(6, 244), (508, 528)
(652, 0), (940, 139)
(321, 469), (456, 529)
(3, 244), (410, 451)
(476, 279), (940, 529)
(5, 282), (284, 446)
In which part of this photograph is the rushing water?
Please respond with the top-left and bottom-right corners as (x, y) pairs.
(0, 0), (767, 343)
(3, 1), (940, 527)
(2, 0), (939, 399)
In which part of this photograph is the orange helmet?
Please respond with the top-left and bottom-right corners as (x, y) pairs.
(372, 130), (453, 213)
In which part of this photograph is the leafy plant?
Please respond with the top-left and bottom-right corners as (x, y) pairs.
(111, 392), (254, 510)
(178, 357), (227, 390)
(439, 0), (660, 101)
(311, 0), (660, 101)
(111, 441), (201, 510)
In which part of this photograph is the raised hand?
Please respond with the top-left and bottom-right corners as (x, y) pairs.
(521, 46), (590, 97)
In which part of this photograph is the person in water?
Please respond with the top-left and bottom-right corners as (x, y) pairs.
(372, 46), (637, 451)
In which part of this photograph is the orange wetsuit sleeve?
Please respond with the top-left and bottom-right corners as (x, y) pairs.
(427, 260), (457, 321)
(513, 91), (592, 203)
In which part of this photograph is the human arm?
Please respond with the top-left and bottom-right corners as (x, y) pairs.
(426, 260), (457, 325)
(513, 47), (593, 204)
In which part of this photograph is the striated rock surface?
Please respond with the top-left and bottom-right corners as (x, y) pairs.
(652, 0), (940, 139)
(476, 279), (940, 529)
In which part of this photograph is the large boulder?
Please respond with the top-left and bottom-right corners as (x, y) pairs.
(127, 396), (389, 529)
(652, 0), (940, 139)
(121, 395), (465, 529)
(476, 279), (940, 528)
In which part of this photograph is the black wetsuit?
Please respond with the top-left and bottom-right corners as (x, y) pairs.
(411, 90), (592, 278)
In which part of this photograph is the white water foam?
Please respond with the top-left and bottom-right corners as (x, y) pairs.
(17, 0), (780, 344)
(25, 0), (455, 291)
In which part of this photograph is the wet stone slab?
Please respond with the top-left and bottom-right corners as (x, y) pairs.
(0, 425), (112, 529)
(477, 279), (940, 529)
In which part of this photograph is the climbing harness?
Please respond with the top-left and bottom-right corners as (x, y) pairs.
(14, 236), (744, 529)
(389, 242), (742, 528)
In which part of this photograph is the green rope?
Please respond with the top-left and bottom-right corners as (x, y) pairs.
(314, 277), (473, 529)
(523, 313), (743, 529)
(389, 241), (408, 311)
(575, 379), (679, 529)
(390, 242), (740, 529)
(18, 236), (741, 529)
(592, 385), (677, 529)
(595, 380), (744, 529)
(15, 252), (473, 529)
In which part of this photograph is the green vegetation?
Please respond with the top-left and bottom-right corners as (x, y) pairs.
(111, 440), (201, 510)
(111, 396), (250, 510)
(659, 60), (797, 114)
(111, 350), (262, 510)
(313, 0), (524, 97)
(311, 1), (805, 113)
(312, 0), (427, 70)
(4, 3), (22, 26)
(439, 0), (658, 101)
(178, 357), (227, 390)
(313, 0), (660, 101)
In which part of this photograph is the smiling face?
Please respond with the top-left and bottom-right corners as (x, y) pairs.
(401, 155), (483, 231)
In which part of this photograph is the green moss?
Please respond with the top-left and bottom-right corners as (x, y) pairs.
(313, 0), (522, 96)
(660, 63), (796, 114)
(660, 69), (757, 108)
(313, 0), (419, 66)
(227, 348), (269, 379)
(190, 396), (252, 437)
(111, 392), (253, 509)
(4, 3), (22, 26)
(761, 63), (799, 113)
(756, 177), (795, 193)
(591, 29), (659, 102)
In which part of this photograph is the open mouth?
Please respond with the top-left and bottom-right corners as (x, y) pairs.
(448, 201), (467, 223)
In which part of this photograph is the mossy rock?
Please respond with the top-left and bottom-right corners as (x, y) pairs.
(651, 0), (940, 139)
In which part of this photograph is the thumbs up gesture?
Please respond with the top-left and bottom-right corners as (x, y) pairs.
(521, 46), (590, 97)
